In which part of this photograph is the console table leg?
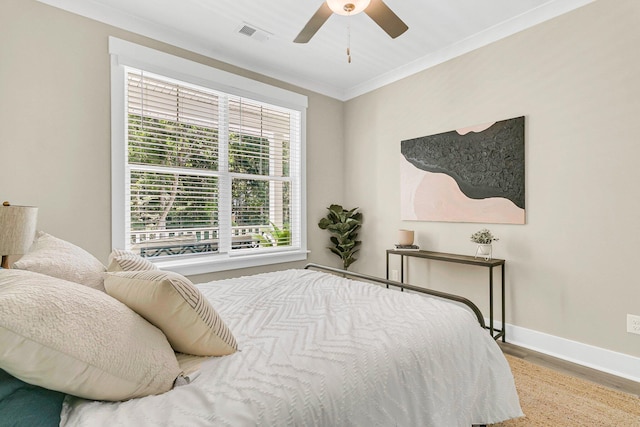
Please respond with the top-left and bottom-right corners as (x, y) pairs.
(385, 252), (390, 288)
(501, 264), (506, 342)
(489, 267), (494, 338)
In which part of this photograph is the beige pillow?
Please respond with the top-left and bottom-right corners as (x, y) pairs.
(105, 270), (238, 357)
(0, 269), (181, 401)
(107, 248), (158, 272)
(13, 231), (107, 292)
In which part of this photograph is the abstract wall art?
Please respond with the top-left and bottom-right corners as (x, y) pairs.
(400, 116), (525, 224)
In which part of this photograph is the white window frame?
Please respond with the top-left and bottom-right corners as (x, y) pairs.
(109, 37), (308, 275)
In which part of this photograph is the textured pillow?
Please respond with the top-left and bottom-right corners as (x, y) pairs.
(107, 248), (158, 272)
(13, 231), (107, 292)
(0, 269), (181, 401)
(105, 270), (238, 357)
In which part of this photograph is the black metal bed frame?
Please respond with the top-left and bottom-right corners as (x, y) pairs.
(304, 263), (486, 330)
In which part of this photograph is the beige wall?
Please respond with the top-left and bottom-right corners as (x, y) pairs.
(344, 0), (640, 358)
(0, 0), (344, 281)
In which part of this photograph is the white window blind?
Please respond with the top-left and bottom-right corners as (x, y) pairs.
(122, 68), (302, 266)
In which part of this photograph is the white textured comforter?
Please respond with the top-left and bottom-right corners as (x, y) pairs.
(61, 269), (522, 426)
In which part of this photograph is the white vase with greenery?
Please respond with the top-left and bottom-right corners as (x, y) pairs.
(470, 228), (498, 260)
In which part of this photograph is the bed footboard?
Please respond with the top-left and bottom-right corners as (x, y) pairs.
(304, 263), (486, 329)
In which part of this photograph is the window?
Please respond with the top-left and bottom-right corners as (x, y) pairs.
(110, 38), (307, 274)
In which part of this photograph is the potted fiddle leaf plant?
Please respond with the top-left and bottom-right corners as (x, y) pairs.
(318, 204), (363, 270)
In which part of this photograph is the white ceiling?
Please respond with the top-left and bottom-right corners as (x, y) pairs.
(37, 0), (595, 100)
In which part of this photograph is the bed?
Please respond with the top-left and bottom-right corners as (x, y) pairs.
(1, 233), (522, 426)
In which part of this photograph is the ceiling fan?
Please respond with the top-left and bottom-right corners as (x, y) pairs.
(294, 0), (408, 44)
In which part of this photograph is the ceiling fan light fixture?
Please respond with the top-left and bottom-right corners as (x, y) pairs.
(326, 0), (371, 16)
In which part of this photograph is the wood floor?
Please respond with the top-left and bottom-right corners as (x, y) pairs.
(499, 341), (640, 397)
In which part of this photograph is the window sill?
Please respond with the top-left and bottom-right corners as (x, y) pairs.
(153, 249), (309, 276)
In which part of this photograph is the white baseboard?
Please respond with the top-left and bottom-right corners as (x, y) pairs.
(491, 321), (640, 383)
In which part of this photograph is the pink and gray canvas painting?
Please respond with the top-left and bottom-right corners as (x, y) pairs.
(400, 116), (525, 224)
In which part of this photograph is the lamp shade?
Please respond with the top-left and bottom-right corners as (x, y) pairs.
(0, 204), (38, 257)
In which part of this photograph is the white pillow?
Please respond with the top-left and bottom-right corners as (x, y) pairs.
(107, 248), (158, 272)
(0, 269), (181, 401)
(13, 231), (106, 292)
(105, 270), (238, 357)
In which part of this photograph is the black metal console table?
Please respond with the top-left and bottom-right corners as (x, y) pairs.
(386, 249), (506, 341)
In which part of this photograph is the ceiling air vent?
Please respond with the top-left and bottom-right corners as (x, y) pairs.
(236, 22), (271, 42)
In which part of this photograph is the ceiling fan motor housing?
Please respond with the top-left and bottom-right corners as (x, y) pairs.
(326, 0), (371, 15)
(294, 0), (407, 44)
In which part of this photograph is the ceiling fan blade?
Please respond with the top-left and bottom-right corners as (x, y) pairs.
(364, 0), (408, 39)
(294, 2), (333, 43)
